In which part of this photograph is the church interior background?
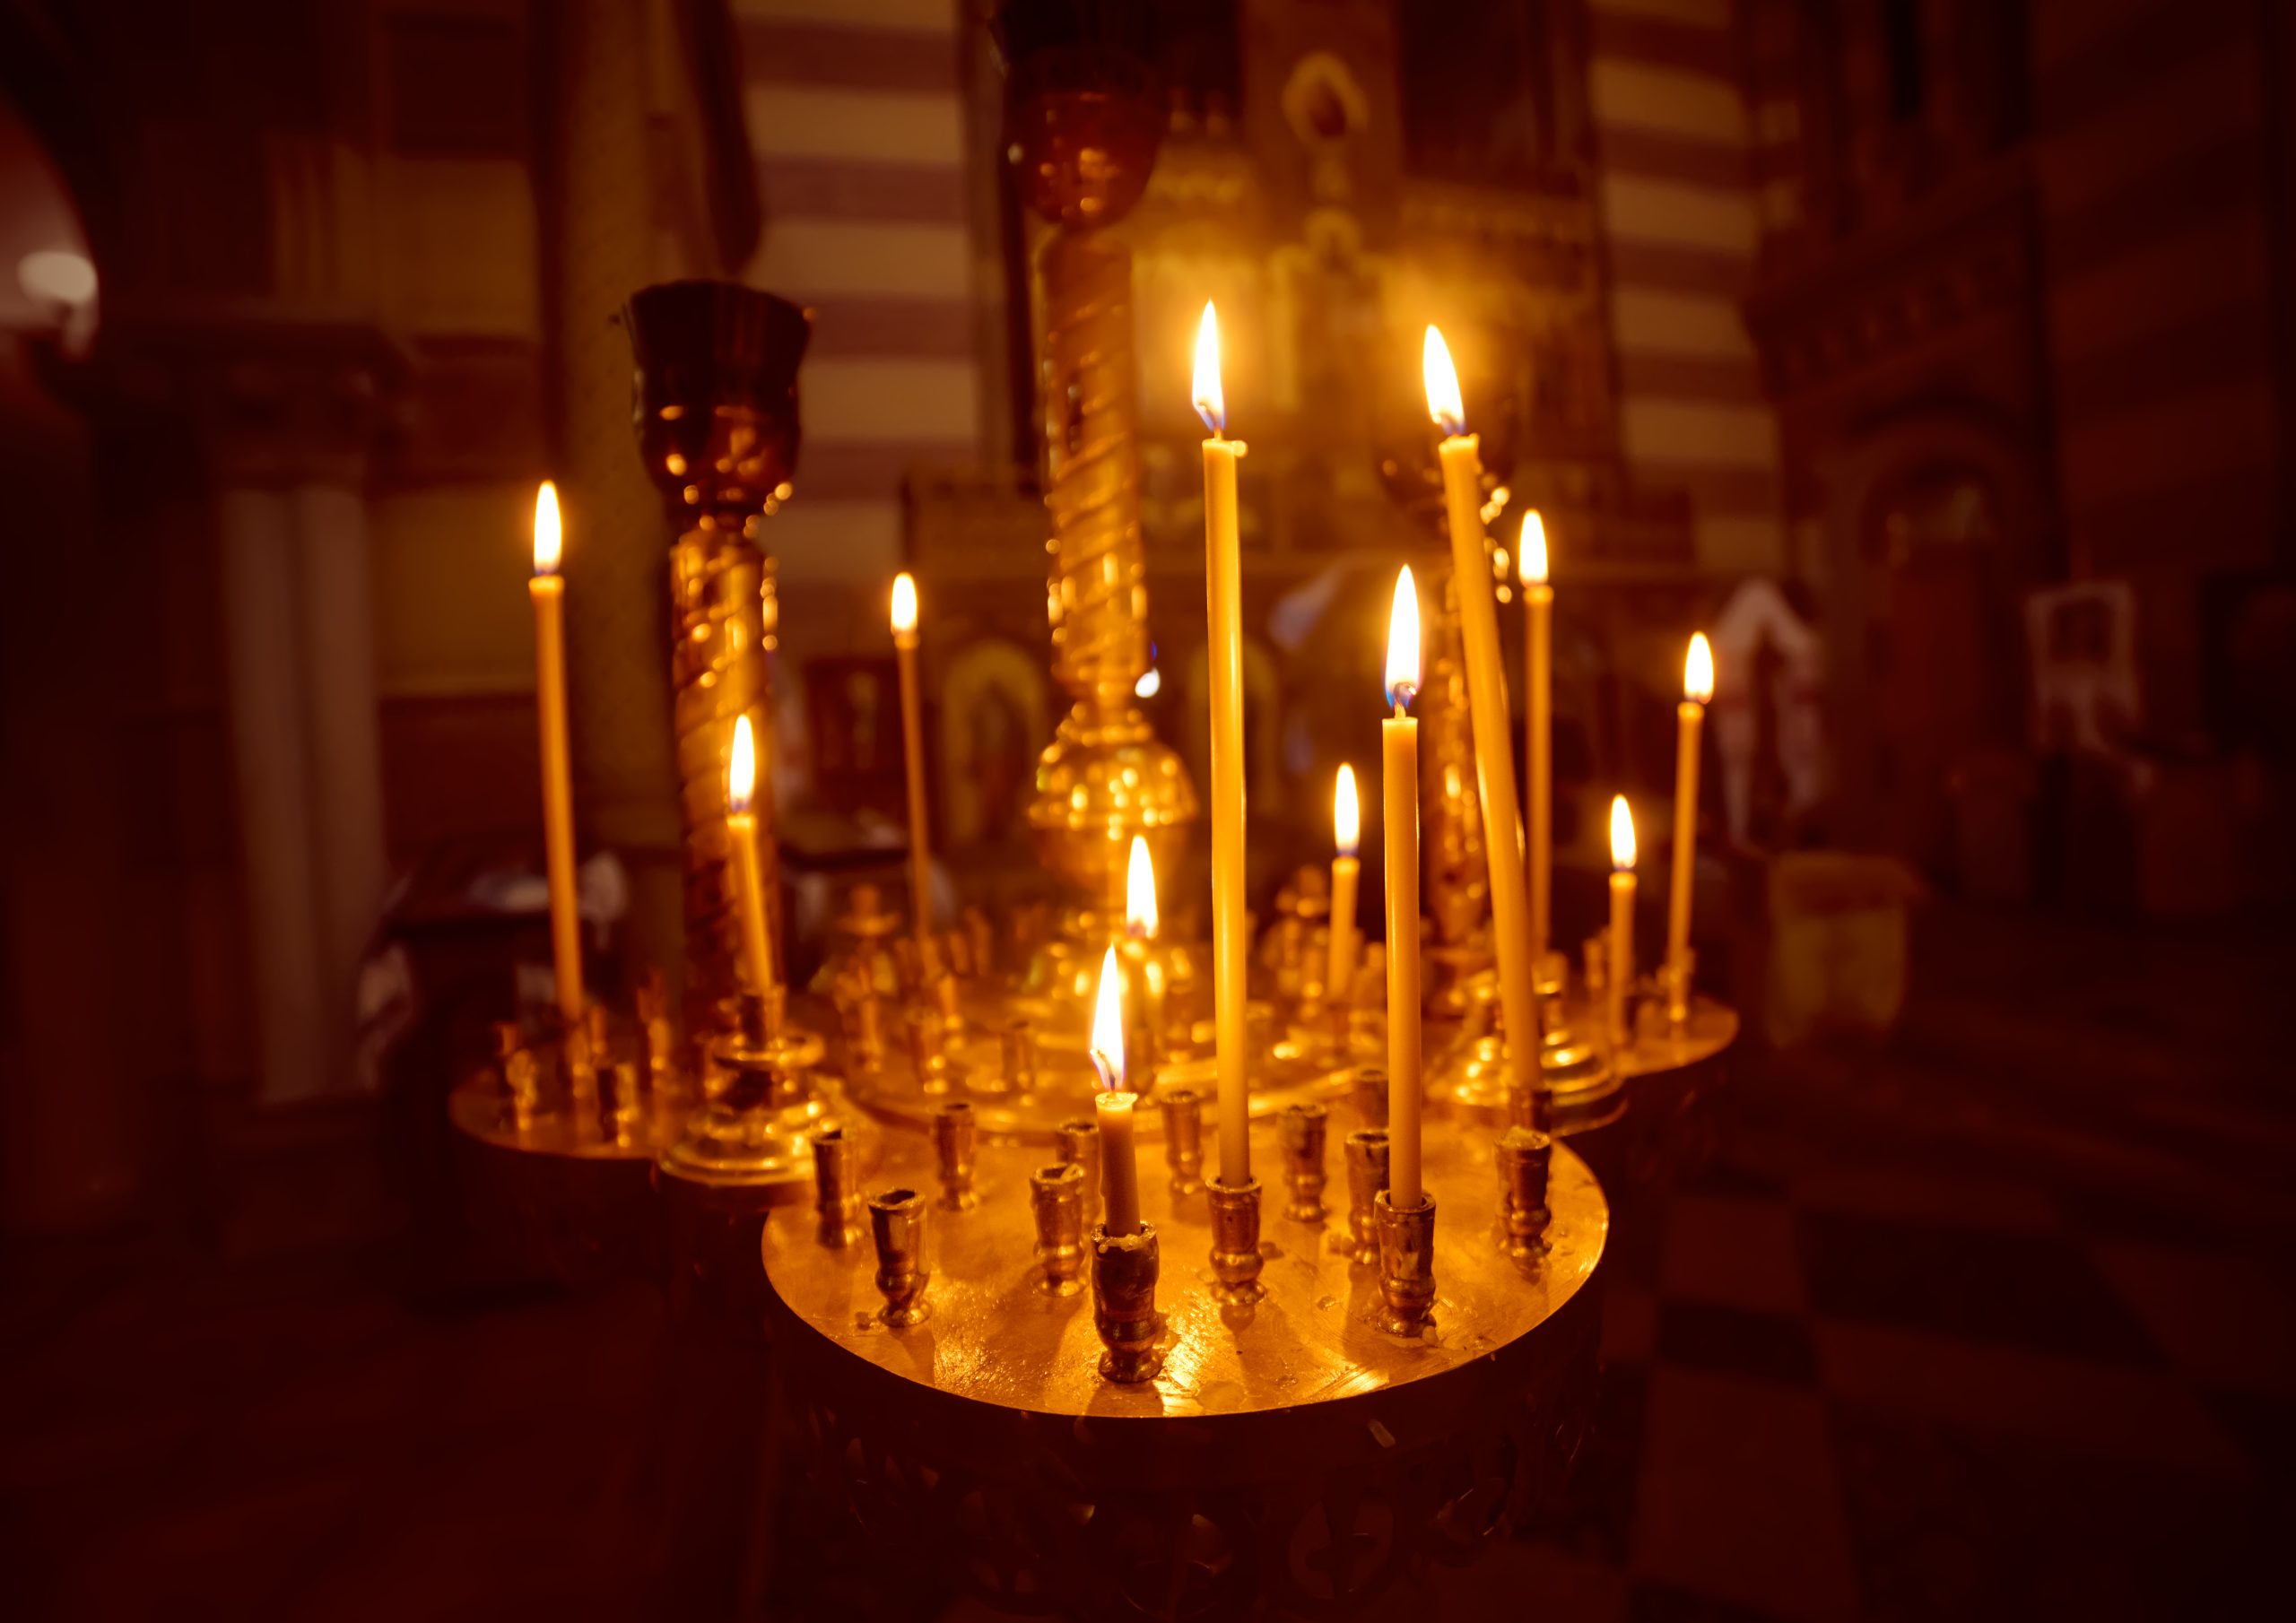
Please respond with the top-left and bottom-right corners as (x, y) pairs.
(1, 1), (2292, 1619)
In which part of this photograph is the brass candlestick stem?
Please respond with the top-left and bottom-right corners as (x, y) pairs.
(1089, 1221), (1162, 1383)
(1279, 1102), (1329, 1223)
(1029, 1162), (1087, 1295)
(1343, 1128), (1389, 1265)
(1160, 1087), (1205, 1196)
(1496, 1127), (1552, 1260)
(868, 1189), (931, 1327)
(1374, 1190), (1438, 1335)
(1206, 1177), (1265, 1305)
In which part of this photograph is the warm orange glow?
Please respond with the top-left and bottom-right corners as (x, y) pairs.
(1334, 764), (1360, 857)
(1520, 511), (1548, 585)
(1684, 632), (1714, 704)
(533, 481), (561, 576)
(1192, 301), (1225, 434)
(1385, 565), (1422, 707)
(1090, 942), (1126, 1089)
(1610, 794), (1637, 872)
(727, 714), (757, 816)
(1125, 835), (1158, 939)
(1422, 325), (1465, 437)
(891, 571), (918, 637)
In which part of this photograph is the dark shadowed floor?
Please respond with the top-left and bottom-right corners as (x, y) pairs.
(4, 903), (2292, 1621)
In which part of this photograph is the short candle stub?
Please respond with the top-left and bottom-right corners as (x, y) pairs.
(1279, 1102), (1330, 1223)
(1342, 1128), (1390, 1265)
(933, 1100), (979, 1211)
(868, 1189), (931, 1327)
(1352, 1065), (1389, 1129)
(1029, 1162), (1088, 1295)
(812, 1123), (864, 1247)
(1159, 1087), (1205, 1196)
(1205, 1176), (1266, 1305)
(1090, 1221), (1163, 1384)
(1495, 1126), (1552, 1261)
(1374, 1188), (1438, 1335)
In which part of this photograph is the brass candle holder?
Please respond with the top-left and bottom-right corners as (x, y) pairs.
(1057, 1115), (1098, 1216)
(1342, 1128), (1389, 1265)
(1205, 1178), (1265, 1305)
(868, 1189), (931, 1328)
(1373, 1190), (1438, 1336)
(1279, 1102), (1329, 1223)
(1160, 1087), (1205, 1196)
(1089, 1221), (1162, 1383)
(1495, 1127), (1552, 1261)
(1029, 1161), (1087, 1296)
(932, 1099), (978, 1211)
(1003, 1019), (1039, 1095)
(812, 1123), (864, 1247)
(1351, 1066), (1388, 1129)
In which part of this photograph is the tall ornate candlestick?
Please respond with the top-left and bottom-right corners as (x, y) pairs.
(891, 572), (934, 943)
(1666, 634), (1713, 1024)
(1423, 328), (1539, 1113)
(623, 281), (810, 1035)
(1520, 512), (1553, 969)
(527, 481), (584, 1024)
(1608, 796), (1638, 1050)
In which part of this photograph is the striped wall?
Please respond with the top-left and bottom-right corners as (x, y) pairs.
(1585, 0), (1787, 577)
(2029, 0), (2281, 578)
(735, 0), (981, 589)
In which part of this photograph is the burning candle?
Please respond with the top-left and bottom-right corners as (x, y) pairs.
(1090, 943), (1142, 1236)
(1327, 765), (1361, 1006)
(1667, 633), (1713, 1015)
(891, 571), (932, 942)
(1382, 568), (1424, 1211)
(1424, 327), (1537, 1099)
(528, 482), (583, 1023)
(1520, 512), (1552, 965)
(726, 715), (776, 994)
(1607, 795), (1637, 1050)
(1194, 301), (1249, 1187)
(1122, 834), (1166, 1072)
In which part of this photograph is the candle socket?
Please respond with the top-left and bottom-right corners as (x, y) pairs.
(1662, 953), (1695, 1027)
(1495, 1127), (1552, 1259)
(1159, 1088), (1205, 1196)
(932, 1100), (978, 1211)
(868, 1189), (931, 1327)
(1090, 1221), (1163, 1384)
(812, 1124), (865, 1247)
(1057, 1115), (1099, 1215)
(605, 1060), (643, 1143)
(1374, 1189), (1438, 1335)
(1343, 1129), (1390, 1265)
(1352, 1066), (1389, 1129)
(1003, 1020), (1039, 1095)
(495, 1023), (540, 1132)
(1206, 1176), (1265, 1304)
(1029, 1162), (1088, 1295)
(905, 1009), (950, 1091)
(1279, 1102), (1330, 1222)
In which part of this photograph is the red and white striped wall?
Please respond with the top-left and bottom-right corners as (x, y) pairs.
(1585, 0), (1787, 577)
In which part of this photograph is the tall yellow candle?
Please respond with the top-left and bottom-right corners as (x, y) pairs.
(1520, 513), (1553, 964)
(1607, 795), (1637, 1051)
(528, 482), (584, 1023)
(1089, 944), (1142, 1236)
(1382, 568), (1424, 1211)
(1327, 765), (1361, 1006)
(890, 572), (932, 942)
(1423, 327), (1537, 1098)
(1194, 302), (1250, 1186)
(726, 715), (776, 994)
(1667, 633), (1713, 1011)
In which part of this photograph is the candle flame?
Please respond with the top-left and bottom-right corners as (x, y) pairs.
(891, 571), (918, 637)
(727, 714), (757, 815)
(533, 481), (561, 576)
(1089, 942), (1126, 1089)
(1334, 764), (1360, 856)
(1520, 510), (1548, 584)
(1610, 794), (1637, 872)
(1135, 666), (1161, 699)
(1126, 835), (1158, 939)
(1422, 325), (1465, 437)
(1684, 631), (1714, 704)
(1385, 564), (1422, 708)
(1192, 301), (1224, 434)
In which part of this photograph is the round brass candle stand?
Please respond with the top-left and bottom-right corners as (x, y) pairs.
(759, 1106), (1605, 1619)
